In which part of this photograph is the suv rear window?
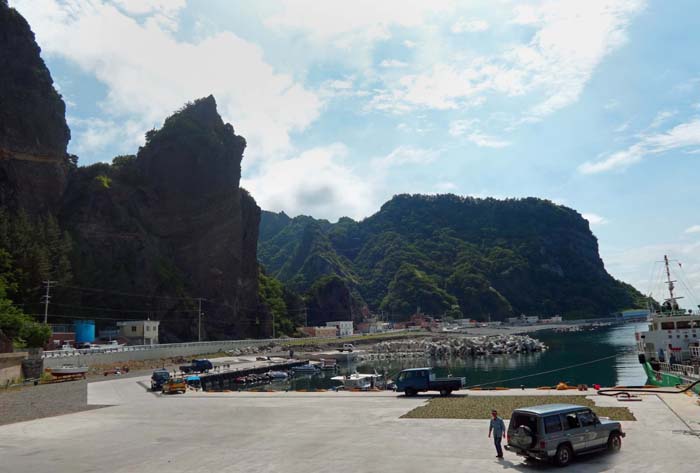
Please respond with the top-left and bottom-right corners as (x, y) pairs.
(510, 412), (538, 434)
(544, 415), (562, 433)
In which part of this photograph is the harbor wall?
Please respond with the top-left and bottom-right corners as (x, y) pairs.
(0, 352), (27, 384)
(42, 339), (276, 368)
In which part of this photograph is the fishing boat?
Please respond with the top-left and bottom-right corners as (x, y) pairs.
(636, 255), (700, 393)
(291, 363), (321, 374)
(331, 372), (383, 390)
(267, 370), (289, 379)
(50, 365), (88, 377)
(319, 358), (338, 370)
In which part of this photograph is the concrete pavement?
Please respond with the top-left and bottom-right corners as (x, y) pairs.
(1, 379), (699, 473)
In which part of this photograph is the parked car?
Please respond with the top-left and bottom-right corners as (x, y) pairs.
(162, 377), (187, 394)
(505, 404), (625, 467)
(179, 359), (213, 374)
(150, 369), (170, 391)
(338, 343), (355, 352)
(394, 367), (465, 396)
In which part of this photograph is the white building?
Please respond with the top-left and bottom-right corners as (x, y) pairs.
(326, 321), (354, 337)
(117, 320), (160, 345)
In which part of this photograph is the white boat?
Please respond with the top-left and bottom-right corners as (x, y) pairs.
(50, 365), (88, 377)
(267, 370), (289, 379)
(291, 363), (320, 374)
(331, 372), (383, 390)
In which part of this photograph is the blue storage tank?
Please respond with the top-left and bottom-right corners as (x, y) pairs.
(74, 320), (95, 343)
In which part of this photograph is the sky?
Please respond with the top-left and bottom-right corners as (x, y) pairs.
(10, 0), (700, 305)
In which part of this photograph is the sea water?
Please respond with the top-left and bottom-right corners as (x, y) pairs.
(261, 322), (648, 391)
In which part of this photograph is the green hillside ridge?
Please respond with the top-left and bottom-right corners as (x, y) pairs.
(259, 194), (648, 321)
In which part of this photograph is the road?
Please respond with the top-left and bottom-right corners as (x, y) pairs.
(0, 377), (698, 472)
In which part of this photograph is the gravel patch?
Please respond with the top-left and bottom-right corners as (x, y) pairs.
(401, 395), (636, 421)
(0, 380), (105, 426)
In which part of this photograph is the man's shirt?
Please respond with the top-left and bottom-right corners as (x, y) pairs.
(490, 417), (505, 437)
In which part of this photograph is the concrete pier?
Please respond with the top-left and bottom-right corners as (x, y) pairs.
(1, 378), (699, 472)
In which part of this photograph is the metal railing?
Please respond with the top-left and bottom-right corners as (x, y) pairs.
(43, 338), (290, 358)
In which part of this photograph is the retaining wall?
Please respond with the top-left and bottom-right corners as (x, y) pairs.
(42, 339), (278, 368)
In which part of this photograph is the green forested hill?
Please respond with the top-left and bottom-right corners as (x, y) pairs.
(259, 194), (647, 321)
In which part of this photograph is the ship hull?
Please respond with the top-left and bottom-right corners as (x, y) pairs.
(642, 362), (700, 394)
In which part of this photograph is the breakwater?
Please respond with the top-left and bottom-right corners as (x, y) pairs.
(361, 335), (546, 361)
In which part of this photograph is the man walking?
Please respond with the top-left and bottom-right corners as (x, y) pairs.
(488, 409), (506, 458)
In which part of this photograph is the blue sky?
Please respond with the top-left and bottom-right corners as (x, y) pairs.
(11, 0), (700, 302)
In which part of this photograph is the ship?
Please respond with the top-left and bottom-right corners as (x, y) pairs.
(636, 255), (700, 393)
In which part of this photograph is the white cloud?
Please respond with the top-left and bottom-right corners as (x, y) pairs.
(14, 0), (322, 161)
(379, 59), (409, 68)
(243, 144), (442, 220)
(579, 117), (700, 174)
(582, 213), (609, 226)
(448, 119), (510, 148)
(242, 144), (376, 221)
(263, 0), (453, 51)
(451, 19), (489, 33)
(613, 121), (630, 133)
(649, 110), (677, 129)
(369, 0), (644, 119)
(403, 40), (417, 48)
(371, 146), (439, 169)
(603, 241), (700, 298)
(466, 132), (511, 148)
(449, 119), (479, 136)
(685, 225), (700, 234)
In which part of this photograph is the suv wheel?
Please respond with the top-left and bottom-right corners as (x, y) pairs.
(607, 432), (622, 453)
(555, 444), (572, 467)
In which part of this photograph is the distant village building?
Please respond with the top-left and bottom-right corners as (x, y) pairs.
(507, 314), (539, 325)
(325, 321), (354, 337)
(117, 320), (160, 345)
(619, 309), (650, 321)
(298, 326), (338, 338)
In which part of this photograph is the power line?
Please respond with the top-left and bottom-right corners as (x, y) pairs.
(49, 302), (199, 314)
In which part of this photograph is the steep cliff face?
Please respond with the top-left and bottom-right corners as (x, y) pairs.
(0, 1), (71, 214)
(260, 195), (647, 320)
(61, 97), (268, 341)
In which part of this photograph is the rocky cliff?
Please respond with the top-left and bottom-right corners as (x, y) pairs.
(0, 2), (268, 340)
(259, 194), (648, 320)
(0, 0), (72, 215)
(61, 97), (268, 341)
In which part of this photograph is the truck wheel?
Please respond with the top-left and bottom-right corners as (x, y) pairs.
(555, 444), (572, 467)
(439, 389), (452, 396)
(404, 388), (416, 397)
(607, 433), (622, 453)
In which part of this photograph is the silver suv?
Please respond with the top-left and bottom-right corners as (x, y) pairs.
(505, 404), (625, 467)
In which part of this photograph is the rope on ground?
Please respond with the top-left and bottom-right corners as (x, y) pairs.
(464, 354), (620, 389)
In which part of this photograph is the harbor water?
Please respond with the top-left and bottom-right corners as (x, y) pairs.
(260, 323), (648, 391)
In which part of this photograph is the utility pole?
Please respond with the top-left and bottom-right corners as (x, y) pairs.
(41, 280), (57, 324)
(197, 298), (206, 342)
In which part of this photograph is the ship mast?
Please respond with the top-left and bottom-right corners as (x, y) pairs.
(664, 255), (676, 302)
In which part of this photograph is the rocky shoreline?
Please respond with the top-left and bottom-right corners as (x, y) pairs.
(361, 334), (546, 360)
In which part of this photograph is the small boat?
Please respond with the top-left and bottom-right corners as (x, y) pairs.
(50, 365), (88, 377)
(291, 363), (320, 374)
(267, 370), (289, 379)
(331, 372), (383, 390)
(319, 358), (338, 370)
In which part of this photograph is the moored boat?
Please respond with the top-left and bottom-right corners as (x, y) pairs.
(636, 255), (700, 393)
(331, 372), (384, 390)
(50, 365), (88, 377)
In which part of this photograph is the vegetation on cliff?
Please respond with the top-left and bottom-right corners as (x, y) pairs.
(260, 194), (647, 320)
